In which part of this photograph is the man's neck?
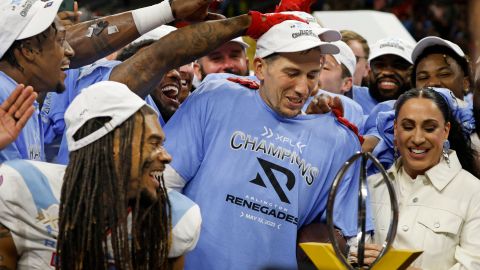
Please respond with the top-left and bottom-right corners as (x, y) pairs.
(0, 62), (46, 108)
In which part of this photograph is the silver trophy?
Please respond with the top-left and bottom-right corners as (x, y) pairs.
(326, 152), (398, 269)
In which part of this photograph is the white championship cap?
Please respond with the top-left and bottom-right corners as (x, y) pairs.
(411, 36), (465, 63)
(0, 0), (62, 58)
(331, 41), (356, 78)
(368, 37), (414, 64)
(255, 20), (339, 58)
(65, 81), (151, 151)
(132, 25), (178, 44)
(280, 11), (341, 42)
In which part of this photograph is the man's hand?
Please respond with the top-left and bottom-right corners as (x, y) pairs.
(0, 84), (37, 150)
(362, 136), (380, 153)
(306, 94), (343, 115)
(246, 11), (306, 39)
(171, 0), (223, 22)
(349, 243), (382, 266)
(57, 1), (81, 28)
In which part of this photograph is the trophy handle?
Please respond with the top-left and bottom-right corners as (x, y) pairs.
(326, 152), (399, 269)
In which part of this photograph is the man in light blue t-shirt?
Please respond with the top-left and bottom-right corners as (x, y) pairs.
(163, 20), (371, 270)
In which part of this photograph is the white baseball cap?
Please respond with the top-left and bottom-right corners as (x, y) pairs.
(368, 37), (414, 64)
(229, 37), (250, 49)
(255, 20), (339, 58)
(280, 11), (341, 42)
(411, 36), (465, 63)
(132, 25), (178, 44)
(65, 81), (151, 151)
(331, 41), (356, 78)
(0, 0), (62, 59)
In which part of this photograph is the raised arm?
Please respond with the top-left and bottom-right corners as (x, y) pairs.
(109, 12), (304, 98)
(66, 0), (217, 68)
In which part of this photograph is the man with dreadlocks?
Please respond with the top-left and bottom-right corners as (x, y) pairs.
(0, 81), (201, 269)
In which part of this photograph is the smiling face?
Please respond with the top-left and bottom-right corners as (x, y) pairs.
(255, 50), (322, 118)
(318, 54), (345, 94)
(368, 55), (411, 102)
(394, 97), (450, 178)
(195, 41), (248, 80)
(25, 17), (74, 93)
(115, 108), (172, 202)
(152, 68), (182, 120)
(415, 53), (468, 99)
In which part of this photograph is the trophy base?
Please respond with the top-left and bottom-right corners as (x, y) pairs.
(299, 242), (423, 270)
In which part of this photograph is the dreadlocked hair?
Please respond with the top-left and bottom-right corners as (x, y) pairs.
(57, 106), (171, 270)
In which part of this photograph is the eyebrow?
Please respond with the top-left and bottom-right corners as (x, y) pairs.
(400, 118), (440, 125)
(148, 134), (165, 143)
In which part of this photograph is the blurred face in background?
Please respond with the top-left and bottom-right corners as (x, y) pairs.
(368, 55), (411, 102)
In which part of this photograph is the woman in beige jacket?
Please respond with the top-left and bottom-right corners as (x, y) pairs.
(362, 88), (480, 269)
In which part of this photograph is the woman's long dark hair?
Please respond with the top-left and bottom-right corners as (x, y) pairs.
(57, 106), (171, 270)
(395, 88), (479, 178)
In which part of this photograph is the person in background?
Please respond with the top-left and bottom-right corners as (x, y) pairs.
(353, 37), (414, 115)
(341, 30), (370, 87)
(318, 40), (357, 95)
(192, 37), (250, 85)
(411, 36), (472, 104)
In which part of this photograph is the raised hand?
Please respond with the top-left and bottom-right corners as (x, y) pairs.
(0, 85), (37, 150)
(57, 1), (81, 28)
(171, 0), (223, 22)
(246, 11), (307, 39)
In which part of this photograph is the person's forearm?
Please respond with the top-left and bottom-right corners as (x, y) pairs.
(66, 12), (140, 68)
(109, 14), (251, 98)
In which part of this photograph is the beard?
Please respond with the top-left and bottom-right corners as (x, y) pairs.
(368, 73), (410, 103)
(55, 81), (66, 93)
(128, 188), (158, 210)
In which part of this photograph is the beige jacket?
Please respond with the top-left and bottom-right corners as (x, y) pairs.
(368, 151), (480, 269)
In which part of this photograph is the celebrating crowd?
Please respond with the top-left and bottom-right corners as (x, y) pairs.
(0, 0), (479, 269)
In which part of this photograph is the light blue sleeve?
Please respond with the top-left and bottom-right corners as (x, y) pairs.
(53, 60), (121, 164)
(163, 89), (208, 182)
(363, 100), (395, 138)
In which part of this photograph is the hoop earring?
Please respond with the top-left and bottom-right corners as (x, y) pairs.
(443, 140), (450, 167)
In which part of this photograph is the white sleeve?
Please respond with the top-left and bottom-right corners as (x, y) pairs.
(167, 189), (202, 258)
(164, 164), (186, 192)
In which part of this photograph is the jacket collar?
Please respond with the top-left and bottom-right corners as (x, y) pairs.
(373, 150), (462, 191)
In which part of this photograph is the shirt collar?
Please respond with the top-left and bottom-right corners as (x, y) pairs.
(372, 150), (462, 191)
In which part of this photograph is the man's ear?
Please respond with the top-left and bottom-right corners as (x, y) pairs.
(15, 40), (37, 63)
(193, 61), (202, 81)
(253, 58), (265, 80)
(341, 77), (353, 94)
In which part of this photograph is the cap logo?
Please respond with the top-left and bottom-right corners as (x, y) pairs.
(20, 0), (35, 17)
(380, 42), (404, 51)
(292, 29), (316, 39)
(44, 1), (53, 8)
